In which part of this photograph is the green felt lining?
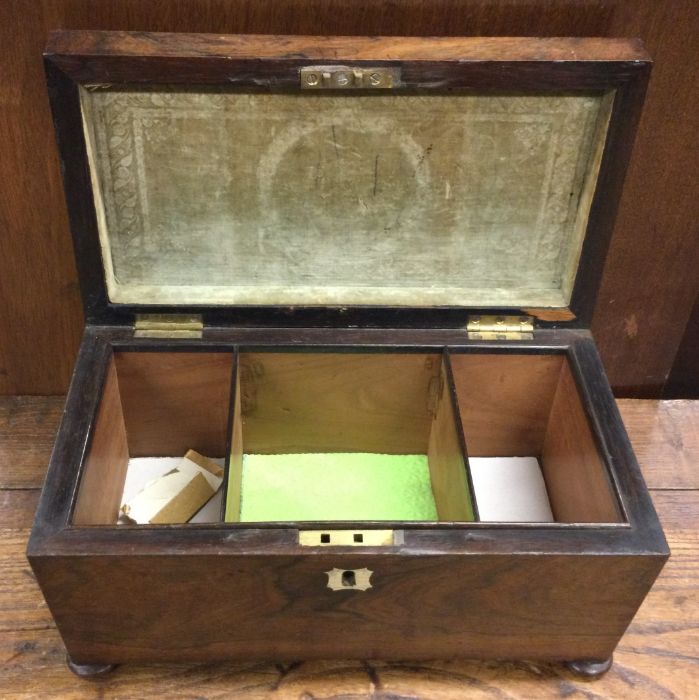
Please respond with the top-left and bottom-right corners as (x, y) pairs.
(229, 452), (440, 522)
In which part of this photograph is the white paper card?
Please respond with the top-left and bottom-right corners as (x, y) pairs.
(120, 456), (224, 524)
(470, 457), (554, 522)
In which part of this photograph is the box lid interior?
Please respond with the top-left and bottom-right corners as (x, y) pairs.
(82, 87), (610, 312)
(45, 32), (650, 326)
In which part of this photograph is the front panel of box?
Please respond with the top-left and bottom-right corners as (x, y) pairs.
(32, 550), (664, 664)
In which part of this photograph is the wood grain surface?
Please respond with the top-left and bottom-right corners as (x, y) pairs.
(426, 358), (473, 521)
(541, 360), (621, 523)
(621, 400), (699, 490)
(114, 351), (233, 457)
(1, 396), (697, 697)
(48, 30), (650, 63)
(0, 397), (64, 489)
(240, 352), (438, 454)
(450, 354), (564, 457)
(0, 2), (698, 396)
(665, 297), (699, 399)
(72, 358), (128, 525)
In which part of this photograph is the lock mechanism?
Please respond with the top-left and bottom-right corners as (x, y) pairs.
(300, 66), (399, 90)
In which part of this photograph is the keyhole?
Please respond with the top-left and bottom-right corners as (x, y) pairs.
(341, 570), (356, 587)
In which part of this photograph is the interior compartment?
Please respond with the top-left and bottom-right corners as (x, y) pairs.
(73, 347), (622, 527)
(450, 353), (624, 523)
(225, 352), (474, 522)
(72, 351), (234, 525)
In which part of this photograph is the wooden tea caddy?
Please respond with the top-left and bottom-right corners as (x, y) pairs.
(29, 30), (669, 679)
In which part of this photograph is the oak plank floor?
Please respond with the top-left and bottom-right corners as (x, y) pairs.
(0, 397), (696, 699)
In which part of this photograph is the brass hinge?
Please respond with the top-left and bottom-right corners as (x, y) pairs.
(134, 314), (203, 339)
(300, 65), (399, 89)
(467, 315), (534, 340)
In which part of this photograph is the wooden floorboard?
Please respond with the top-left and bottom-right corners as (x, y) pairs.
(0, 489), (39, 528)
(0, 530), (53, 633)
(620, 399), (699, 490)
(0, 396), (64, 489)
(0, 397), (697, 698)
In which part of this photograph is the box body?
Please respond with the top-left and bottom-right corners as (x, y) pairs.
(28, 31), (668, 668)
(29, 326), (667, 665)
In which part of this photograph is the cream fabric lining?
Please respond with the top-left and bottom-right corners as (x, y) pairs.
(81, 88), (613, 308)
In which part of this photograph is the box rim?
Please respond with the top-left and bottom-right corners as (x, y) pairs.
(27, 327), (669, 560)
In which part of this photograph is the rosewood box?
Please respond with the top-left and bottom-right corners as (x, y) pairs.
(28, 30), (668, 679)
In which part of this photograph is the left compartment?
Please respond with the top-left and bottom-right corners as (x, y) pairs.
(71, 350), (235, 525)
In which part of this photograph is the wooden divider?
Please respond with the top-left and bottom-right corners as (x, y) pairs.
(427, 355), (475, 521)
(225, 357), (244, 522)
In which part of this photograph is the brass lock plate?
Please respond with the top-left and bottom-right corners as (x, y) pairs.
(300, 66), (399, 89)
(299, 529), (397, 547)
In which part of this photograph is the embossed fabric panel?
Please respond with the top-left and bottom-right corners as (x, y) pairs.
(81, 88), (611, 308)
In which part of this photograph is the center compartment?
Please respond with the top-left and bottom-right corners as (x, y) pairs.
(225, 352), (475, 522)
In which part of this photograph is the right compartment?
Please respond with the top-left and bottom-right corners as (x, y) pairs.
(449, 352), (624, 524)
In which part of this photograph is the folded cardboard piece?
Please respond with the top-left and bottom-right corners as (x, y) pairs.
(120, 450), (223, 524)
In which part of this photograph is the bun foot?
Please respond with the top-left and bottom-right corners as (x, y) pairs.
(66, 655), (117, 678)
(565, 656), (613, 679)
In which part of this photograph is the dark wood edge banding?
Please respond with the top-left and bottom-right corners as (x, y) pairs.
(45, 31), (650, 64)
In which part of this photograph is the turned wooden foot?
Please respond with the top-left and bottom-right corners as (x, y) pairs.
(565, 656), (613, 679)
(66, 655), (117, 678)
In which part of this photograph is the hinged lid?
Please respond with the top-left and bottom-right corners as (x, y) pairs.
(44, 31), (650, 328)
